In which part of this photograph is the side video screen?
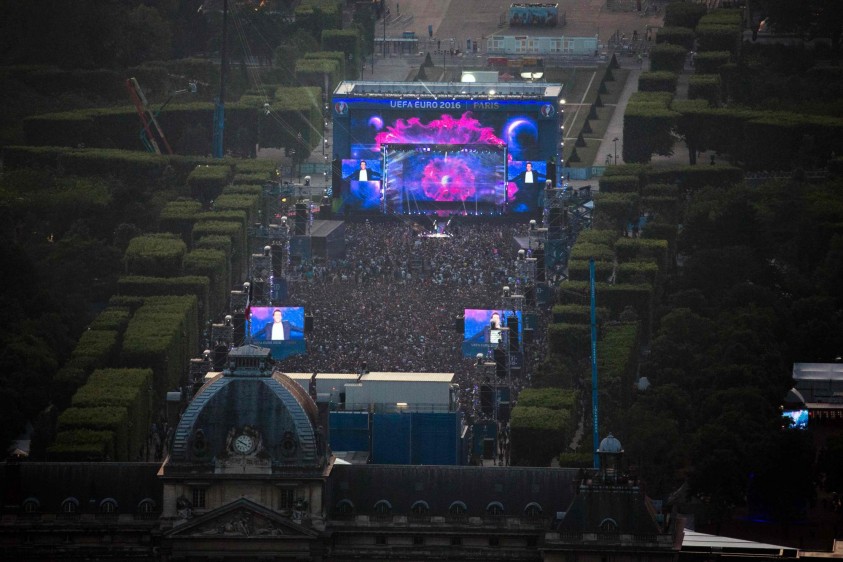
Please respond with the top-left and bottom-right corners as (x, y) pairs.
(249, 306), (306, 359)
(462, 308), (523, 357)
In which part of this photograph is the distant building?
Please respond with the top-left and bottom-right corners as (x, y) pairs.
(0, 346), (828, 560)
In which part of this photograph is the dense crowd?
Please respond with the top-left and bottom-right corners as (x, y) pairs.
(278, 219), (547, 417)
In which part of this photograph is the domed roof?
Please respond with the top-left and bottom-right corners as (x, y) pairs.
(167, 345), (325, 472)
(598, 433), (623, 454)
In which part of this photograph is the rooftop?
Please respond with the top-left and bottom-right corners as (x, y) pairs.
(333, 80), (563, 99)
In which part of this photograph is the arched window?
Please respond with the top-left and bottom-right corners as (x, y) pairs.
(99, 498), (118, 515)
(486, 501), (504, 516)
(21, 497), (39, 514)
(335, 499), (355, 518)
(524, 502), (543, 519)
(410, 500), (429, 515)
(599, 517), (619, 532)
(448, 500), (467, 518)
(137, 498), (157, 519)
(373, 499), (392, 518)
(61, 497), (80, 514)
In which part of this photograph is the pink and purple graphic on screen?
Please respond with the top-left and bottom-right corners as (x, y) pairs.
(375, 113), (510, 203)
(374, 113), (505, 148)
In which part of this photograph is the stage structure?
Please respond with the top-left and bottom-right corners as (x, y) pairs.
(332, 81), (564, 217)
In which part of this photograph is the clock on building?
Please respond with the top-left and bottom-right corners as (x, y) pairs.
(233, 434), (254, 454)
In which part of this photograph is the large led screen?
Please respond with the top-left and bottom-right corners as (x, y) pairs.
(462, 308), (523, 357)
(249, 306), (306, 359)
(340, 107), (552, 213)
(384, 145), (506, 214)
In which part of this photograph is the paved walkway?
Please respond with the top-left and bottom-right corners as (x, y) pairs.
(593, 67), (640, 168)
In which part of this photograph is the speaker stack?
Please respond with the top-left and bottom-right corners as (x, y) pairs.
(294, 203), (307, 235)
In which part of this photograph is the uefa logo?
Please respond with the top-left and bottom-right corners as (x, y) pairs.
(334, 101), (348, 115)
(540, 104), (554, 118)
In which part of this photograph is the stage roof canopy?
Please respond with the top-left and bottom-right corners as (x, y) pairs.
(334, 80), (563, 99)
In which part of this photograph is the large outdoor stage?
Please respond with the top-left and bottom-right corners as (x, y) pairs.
(331, 80), (563, 218)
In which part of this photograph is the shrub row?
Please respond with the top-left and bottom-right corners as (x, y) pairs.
(119, 295), (199, 397)
(551, 304), (609, 324)
(510, 406), (573, 466)
(124, 233), (187, 277)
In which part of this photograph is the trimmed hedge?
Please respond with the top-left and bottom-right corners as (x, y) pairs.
(642, 221), (679, 247)
(87, 367), (154, 388)
(598, 174), (640, 194)
(47, 434), (112, 461)
(688, 74), (721, 107)
(696, 24), (741, 57)
(567, 259), (615, 282)
(88, 308), (131, 333)
(655, 26), (695, 50)
(569, 242), (615, 262)
(2, 146), (202, 187)
(551, 304), (610, 324)
(624, 92), (678, 163)
(184, 248), (229, 318)
(159, 200), (203, 243)
(118, 276), (209, 327)
(593, 192), (641, 231)
(645, 165), (743, 190)
(510, 406), (571, 466)
(56, 406), (130, 461)
(187, 165), (232, 203)
(602, 163), (650, 179)
(664, 2), (707, 29)
(558, 452), (594, 468)
(576, 229), (620, 248)
(124, 234), (187, 277)
(649, 44), (688, 73)
(72, 330), (119, 364)
(295, 57), (341, 92)
(71, 384), (149, 457)
(641, 195), (680, 222)
(261, 87), (322, 149)
(615, 237), (669, 266)
(694, 50), (731, 74)
(558, 280), (654, 330)
(616, 260), (660, 285)
(212, 193), (261, 224)
(119, 296), (199, 397)
(697, 10), (742, 26)
(599, 322), (640, 383)
(321, 29), (361, 76)
(51, 366), (89, 410)
(195, 235), (233, 268)
(76, 367), (154, 448)
(518, 388), (578, 411)
(547, 323), (590, 361)
(638, 71), (679, 93)
(642, 183), (679, 197)
(596, 322), (640, 430)
(51, 429), (116, 459)
(194, 211), (247, 271)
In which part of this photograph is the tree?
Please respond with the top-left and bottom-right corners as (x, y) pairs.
(115, 5), (174, 67)
(749, 429), (815, 526)
(623, 92), (676, 163)
(688, 422), (751, 534)
(672, 100), (713, 164)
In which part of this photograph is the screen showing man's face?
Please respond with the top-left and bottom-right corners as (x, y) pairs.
(360, 161), (367, 169)
(273, 310), (282, 323)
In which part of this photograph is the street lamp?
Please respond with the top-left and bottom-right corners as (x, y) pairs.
(612, 137), (619, 165)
